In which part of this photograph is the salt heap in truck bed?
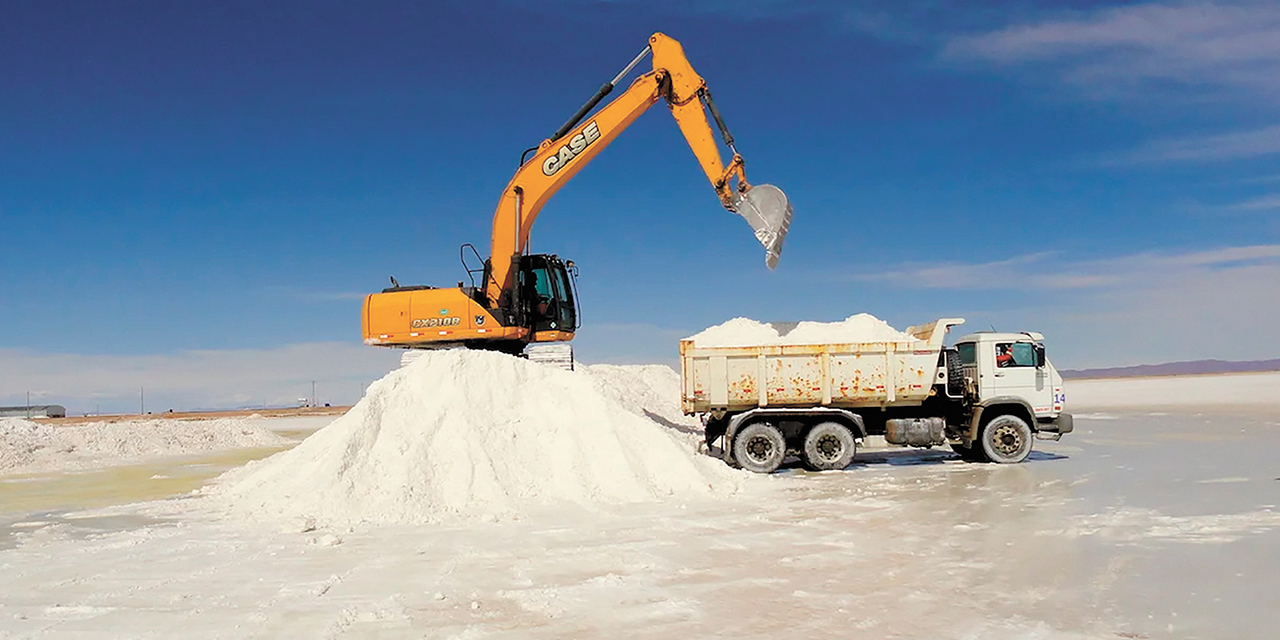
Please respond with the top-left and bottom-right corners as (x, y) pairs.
(687, 313), (916, 348)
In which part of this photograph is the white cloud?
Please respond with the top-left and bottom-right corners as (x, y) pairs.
(844, 251), (1131, 290)
(931, 3), (1280, 165)
(1237, 173), (1280, 184)
(7, 244), (1279, 413)
(943, 1), (1280, 98)
(1215, 194), (1280, 211)
(0, 342), (401, 415)
(570, 244), (1280, 368)
(1042, 257), (1280, 367)
(0, 328), (689, 416)
(1122, 123), (1280, 163)
(848, 244), (1280, 367)
(854, 244), (1280, 288)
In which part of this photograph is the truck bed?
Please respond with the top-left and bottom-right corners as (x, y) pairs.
(680, 341), (943, 412)
(679, 318), (964, 415)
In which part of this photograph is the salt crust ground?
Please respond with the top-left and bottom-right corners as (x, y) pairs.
(1067, 370), (1280, 408)
(211, 351), (742, 527)
(0, 417), (290, 476)
(3, 373), (1280, 638)
(687, 313), (916, 347)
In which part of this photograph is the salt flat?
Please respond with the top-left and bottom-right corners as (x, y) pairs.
(1066, 370), (1280, 408)
(1, 371), (1278, 639)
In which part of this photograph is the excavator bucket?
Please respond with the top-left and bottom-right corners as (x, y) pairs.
(731, 184), (792, 269)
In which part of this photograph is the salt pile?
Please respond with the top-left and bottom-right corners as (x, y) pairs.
(214, 350), (739, 527)
(582, 363), (701, 442)
(0, 417), (290, 475)
(687, 313), (917, 347)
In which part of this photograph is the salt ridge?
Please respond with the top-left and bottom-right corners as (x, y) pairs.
(0, 417), (290, 475)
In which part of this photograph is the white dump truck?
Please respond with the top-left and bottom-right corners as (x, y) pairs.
(680, 318), (1073, 473)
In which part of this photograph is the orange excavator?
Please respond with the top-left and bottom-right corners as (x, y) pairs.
(362, 33), (793, 365)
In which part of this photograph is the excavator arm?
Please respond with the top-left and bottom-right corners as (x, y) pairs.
(484, 32), (792, 310)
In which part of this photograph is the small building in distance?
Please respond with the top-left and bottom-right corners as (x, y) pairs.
(0, 405), (67, 418)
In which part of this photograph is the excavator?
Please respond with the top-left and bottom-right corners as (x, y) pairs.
(362, 33), (793, 366)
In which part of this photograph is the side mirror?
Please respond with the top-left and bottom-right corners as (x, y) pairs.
(1034, 344), (1046, 368)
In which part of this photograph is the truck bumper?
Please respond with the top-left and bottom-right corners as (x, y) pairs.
(1035, 412), (1073, 440)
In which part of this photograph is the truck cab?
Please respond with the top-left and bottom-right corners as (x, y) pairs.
(953, 331), (1071, 446)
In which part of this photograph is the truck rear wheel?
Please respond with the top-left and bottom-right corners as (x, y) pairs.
(733, 422), (786, 474)
(802, 422), (856, 471)
(978, 414), (1033, 464)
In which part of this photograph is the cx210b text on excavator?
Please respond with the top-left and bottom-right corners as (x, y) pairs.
(362, 33), (794, 366)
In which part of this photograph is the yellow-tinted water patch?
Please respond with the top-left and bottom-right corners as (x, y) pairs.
(0, 444), (293, 516)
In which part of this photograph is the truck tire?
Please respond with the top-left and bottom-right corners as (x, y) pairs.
(978, 414), (1033, 464)
(733, 422), (786, 474)
(801, 422), (857, 471)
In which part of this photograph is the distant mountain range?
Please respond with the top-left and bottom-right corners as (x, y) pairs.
(1061, 359), (1280, 379)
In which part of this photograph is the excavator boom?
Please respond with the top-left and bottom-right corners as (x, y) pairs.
(485, 32), (791, 308)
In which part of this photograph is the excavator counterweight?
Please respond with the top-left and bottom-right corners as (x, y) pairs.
(363, 33), (793, 359)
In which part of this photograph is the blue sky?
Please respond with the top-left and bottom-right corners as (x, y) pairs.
(4, 0), (1279, 412)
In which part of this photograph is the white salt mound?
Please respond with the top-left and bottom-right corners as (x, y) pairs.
(785, 314), (917, 344)
(687, 313), (916, 347)
(214, 350), (739, 527)
(0, 417), (290, 475)
(685, 317), (783, 348)
(582, 363), (702, 444)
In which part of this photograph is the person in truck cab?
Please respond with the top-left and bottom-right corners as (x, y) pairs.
(996, 344), (1015, 367)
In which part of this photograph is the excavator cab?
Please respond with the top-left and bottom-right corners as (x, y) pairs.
(517, 254), (578, 339)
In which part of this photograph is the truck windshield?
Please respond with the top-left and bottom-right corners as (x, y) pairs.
(996, 342), (1038, 367)
(957, 342), (976, 365)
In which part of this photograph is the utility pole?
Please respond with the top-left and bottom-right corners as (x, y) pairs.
(26, 391), (30, 419)
(140, 386), (145, 415)
(311, 380), (317, 408)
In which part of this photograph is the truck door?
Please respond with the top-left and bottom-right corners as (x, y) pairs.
(991, 341), (1053, 417)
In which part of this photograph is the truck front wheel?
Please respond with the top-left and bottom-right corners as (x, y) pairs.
(802, 422), (857, 471)
(978, 414), (1033, 464)
(733, 422), (786, 474)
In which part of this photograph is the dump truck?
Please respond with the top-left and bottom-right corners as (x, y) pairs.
(680, 318), (1073, 473)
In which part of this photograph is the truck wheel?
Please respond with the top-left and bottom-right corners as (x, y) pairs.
(978, 414), (1033, 464)
(802, 422), (856, 471)
(733, 422), (786, 474)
